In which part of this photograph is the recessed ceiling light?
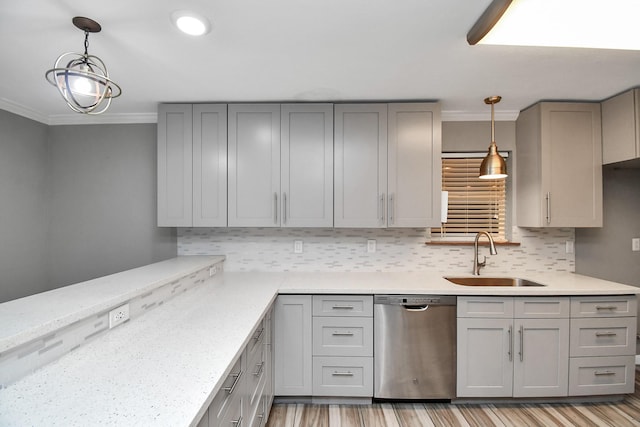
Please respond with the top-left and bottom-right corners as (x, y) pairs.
(171, 11), (211, 36)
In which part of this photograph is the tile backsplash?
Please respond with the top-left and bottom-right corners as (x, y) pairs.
(178, 227), (575, 274)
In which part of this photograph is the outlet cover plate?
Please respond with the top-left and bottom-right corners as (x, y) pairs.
(294, 240), (303, 254)
(367, 239), (376, 253)
(109, 303), (130, 329)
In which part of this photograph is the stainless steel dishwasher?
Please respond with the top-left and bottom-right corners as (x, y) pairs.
(374, 294), (456, 400)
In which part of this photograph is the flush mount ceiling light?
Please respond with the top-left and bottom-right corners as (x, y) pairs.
(479, 96), (508, 180)
(467, 0), (640, 50)
(171, 11), (211, 36)
(45, 17), (122, 115)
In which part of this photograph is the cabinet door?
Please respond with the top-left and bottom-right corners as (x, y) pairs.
(193, 104), (227, 227)
(387, 103), (441, 227)
(513, 318), (569, 397)
(157, 104), (192, 226)
(274, 295), (312, 395)
(281, 104), (333, 227)
(602, 89), (640, 165)
(334, 104), (388, 228)
(228, 104), (281, 227)
(541, 103), (602, 227)
(457, 318), (513, 397)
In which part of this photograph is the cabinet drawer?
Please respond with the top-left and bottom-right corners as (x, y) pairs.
(247, 344), (267, 412)
(312, 356), (373, 397)
(457, 296), (513, 318)
(247, 317), (266, 361)
(215, 390), (244, 427)
(312, 295), (373, 317)
(568, 356), (635, 396)
(515, 297), (570, 318)
(570, 317), (637, 357)
(312, 317), (373, 357)
(570, 296), (637, 318)
(208, 355), (244, 422)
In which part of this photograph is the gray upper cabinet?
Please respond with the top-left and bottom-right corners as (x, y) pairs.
(281, 104), (334, 227)
(334, 103), (442, 228)
(228, 104), (281, 227)
(602, 88), (640, 165)
(334, 104), (388, 228)
(516, 102), (603, 227)
(388, 103), (442, 227)
(158, 104), (227, 227)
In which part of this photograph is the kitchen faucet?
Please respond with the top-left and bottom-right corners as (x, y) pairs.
(473, 231), (497, 275)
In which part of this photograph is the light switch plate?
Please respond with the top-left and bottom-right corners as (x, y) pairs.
(367, 239), (376, 253)
(632, 238), (640, 252)
(294, 240), (303, 254)
(565, 241), (574, 254)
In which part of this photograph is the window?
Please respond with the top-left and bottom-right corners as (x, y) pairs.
(431, 154), (508, 241)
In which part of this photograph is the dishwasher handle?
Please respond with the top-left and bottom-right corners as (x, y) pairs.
(403, 304), (429, 311)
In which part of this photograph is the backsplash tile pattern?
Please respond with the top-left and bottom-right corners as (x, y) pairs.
(178, 227), (575, 274)
(0, 264), (219, 388)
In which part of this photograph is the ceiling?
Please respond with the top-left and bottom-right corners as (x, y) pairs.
(2, 0), (640, 125)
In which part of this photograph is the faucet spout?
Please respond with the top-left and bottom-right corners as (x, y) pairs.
(473, 231), (497, 275)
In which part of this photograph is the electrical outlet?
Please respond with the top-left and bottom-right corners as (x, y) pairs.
(632, 238), (640, 252)
(109, 303), (130, 329)
(294, 240), (303, 254)
(367, 239), (376, 253)
(209, 266), (217, 276)
(565, 240), (574, 254)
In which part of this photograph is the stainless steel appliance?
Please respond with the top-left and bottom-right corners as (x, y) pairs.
(374, 294), (456, 400)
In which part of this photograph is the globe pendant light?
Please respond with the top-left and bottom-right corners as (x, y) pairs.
(45, 17), (122, 114)
(479, 96), (508, 179)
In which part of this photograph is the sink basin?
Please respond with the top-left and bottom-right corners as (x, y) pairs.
(445, 277), (546, 287)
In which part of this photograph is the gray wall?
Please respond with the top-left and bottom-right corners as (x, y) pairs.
(0, 110), (50, 301)
(47, 124), (176, 289)
(575, 166), (640, 286)
(0, 113), (177, 303)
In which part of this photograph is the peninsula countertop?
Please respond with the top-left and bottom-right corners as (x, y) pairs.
(1, 263), (638, 426)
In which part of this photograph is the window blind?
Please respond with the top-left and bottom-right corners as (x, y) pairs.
(433, 157), (506, 241)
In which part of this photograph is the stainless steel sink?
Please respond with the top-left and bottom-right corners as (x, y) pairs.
(444, 277), (546, 287)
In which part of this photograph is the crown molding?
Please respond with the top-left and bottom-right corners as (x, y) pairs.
(442, 110), (520, 121)
(0, 98), (49, 124)
(48, 112), (158, 126)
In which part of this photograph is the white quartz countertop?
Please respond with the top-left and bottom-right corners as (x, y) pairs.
(1, 263), (638, 426)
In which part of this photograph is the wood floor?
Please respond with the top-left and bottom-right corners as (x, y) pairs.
(266, 370), (640, 427)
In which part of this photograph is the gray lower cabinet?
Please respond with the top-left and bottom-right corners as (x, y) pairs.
(197, 308), (273, 427)
(568, 296), (637, 396)
(274, 294), (374, 397)
(457, 296), (570, 398)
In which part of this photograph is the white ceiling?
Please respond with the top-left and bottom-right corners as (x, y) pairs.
(2, 0), (640, 125)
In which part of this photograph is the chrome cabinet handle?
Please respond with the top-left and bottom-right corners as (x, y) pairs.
(595, 331), (617, 337)
(379, 194), (385, 224)
(508, 325), (513, 362)
(546, 192), (551, 224)
(254, 361), (265, 376)
(283, 192), (287, 224)
(223, 370), (243, 395)
(332, 305), (354, 310)
(594, 370), (616, 376)
(389, 194), (394, 225)
(253, 327), (265, 342)
(274, 193), (278, 224)
(518, 324), (524, 362)
(332, 331), (354, 336)
(332, 371), (354, 377)
(595, 305), (617, 311)
(231, 415), (243, 427)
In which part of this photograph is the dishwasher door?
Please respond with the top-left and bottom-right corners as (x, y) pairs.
(374, 295), (456, 400)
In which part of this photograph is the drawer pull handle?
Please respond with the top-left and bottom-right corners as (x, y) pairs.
(231, 415), (243, 427)
(332, 371), (354, 377)
(332, 305), (355, 310)
(594, 370), (616, 376)
(332, 331), (354, 336)
(223, 371), (243, 395)
(253, 327), (265, 342)
(518, 325), (524, 362)
(254, 361), (265, 377)
(508, 326), (512, 362)
(595, 305), (617, 311)
(595, 331), (617, 337)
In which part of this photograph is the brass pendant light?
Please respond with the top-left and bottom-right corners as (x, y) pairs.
(479, 96), (508, 180)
